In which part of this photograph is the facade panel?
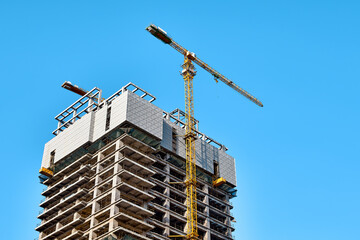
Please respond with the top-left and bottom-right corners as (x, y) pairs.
(41, 112), (93, 168)
(125, 91), (163, 140)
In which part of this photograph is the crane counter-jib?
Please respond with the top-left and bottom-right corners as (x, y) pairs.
(146, 24), (172, 44)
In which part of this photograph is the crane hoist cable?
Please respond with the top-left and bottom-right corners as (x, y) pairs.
(146, 24), (263, 240)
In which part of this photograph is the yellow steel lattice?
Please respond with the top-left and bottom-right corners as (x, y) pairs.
(182, 56), (198, 239)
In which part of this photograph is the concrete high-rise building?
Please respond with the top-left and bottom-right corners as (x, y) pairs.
(36, 83), (237, 240)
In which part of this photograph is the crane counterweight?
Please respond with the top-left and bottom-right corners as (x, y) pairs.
(146, 24), (172, 44)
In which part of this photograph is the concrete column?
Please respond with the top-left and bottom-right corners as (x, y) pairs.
(165, 162), (170, 174)
(89, 216), (99, 240)
(165, 163), (171, 202)
(108, 218), (117, 231)
(58, 208), (63, 215)
(164, 198), (170, 209)
(114, 151), (121, 174)
(55, 222), (62, 230)
(164, 206), (171, 237)
(204, 185), (211, 238)
(115, 139), (123, 149)
(93, 153), (102, 198)
(74, 212), (80, 220)
(109, 187), (119, 219)
(90, 231), (97, 240)
(164, 184), (170, 198)
(89, 153), (102, 240)
(39, 232), (45, 240)
(164, 226), (171, 238)
(204, 231), (210, 240)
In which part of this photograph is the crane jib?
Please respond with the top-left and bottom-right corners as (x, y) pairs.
(146, 24), (263, 107)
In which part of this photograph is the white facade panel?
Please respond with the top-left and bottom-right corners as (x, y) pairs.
(109, 92), (127, 131)
(41, 112), (93, 168)
(125, 91), (163, 139)
(92, 105), (107, 142)
(218, 151), (237, 186)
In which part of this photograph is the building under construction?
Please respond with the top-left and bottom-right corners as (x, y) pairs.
(36, 82), (237, 240)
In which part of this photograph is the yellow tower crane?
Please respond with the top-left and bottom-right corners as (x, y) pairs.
(146, 24), (263, 240)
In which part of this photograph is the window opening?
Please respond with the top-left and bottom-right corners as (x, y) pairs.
(105, 107), (111, 131)
(50, 150), (55, 168)
(214, 161), (219, 178)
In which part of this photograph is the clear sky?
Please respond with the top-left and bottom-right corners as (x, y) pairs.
(0, 1), (359, 239)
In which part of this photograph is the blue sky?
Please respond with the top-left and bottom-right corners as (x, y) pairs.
(0, 1), (359, 239)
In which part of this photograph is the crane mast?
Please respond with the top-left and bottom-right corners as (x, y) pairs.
(146, 24), (263, 240)
(181, 55), (198, 239)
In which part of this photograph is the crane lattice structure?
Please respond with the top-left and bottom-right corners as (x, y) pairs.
(146, 24), (263, 239)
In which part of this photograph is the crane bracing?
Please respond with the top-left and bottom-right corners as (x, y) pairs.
(146, 24), (263, 240)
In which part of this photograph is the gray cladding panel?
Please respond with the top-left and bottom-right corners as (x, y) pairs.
(125, 91), (163, 139)
(163, 119), (214, 173)
(161, 120), (173, 151)
(196, 140), (216, 174)
(162, 119), (236, 186)
(109, 93), (127, 131)
(218, 151), (237, 186)
(42, 112), (93, 168)
(92, 106), (107, 141)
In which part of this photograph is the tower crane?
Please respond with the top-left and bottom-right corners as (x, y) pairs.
(146, 24), (263, 240)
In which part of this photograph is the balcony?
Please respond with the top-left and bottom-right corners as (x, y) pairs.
(210, 230), (234, 240)
(147, 231), (166, 240)
(115, 212), (154, 233)
(62, 229), (84, 240)
(209, 212), (235, 232)
(119, 157), (155, 178)
(41, 215), (85, 240)
(40, 176), (89, 208)
(118, 169), (155, 189)
(36, 201), (86, 232)
(43, 153), (92, 185)
(116, 198), (154, 219)
(209, 195), (232, 210)
(120, 134), (156, 155)
(210, 220), (232, 239)
(96, 226), (152, 240)
(38, 188), (88, 219)
(119, 145), (156, 166)
(41, 164), (92, 197)
(117, 182), (154, 202)
(209, 201), (233, 219)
